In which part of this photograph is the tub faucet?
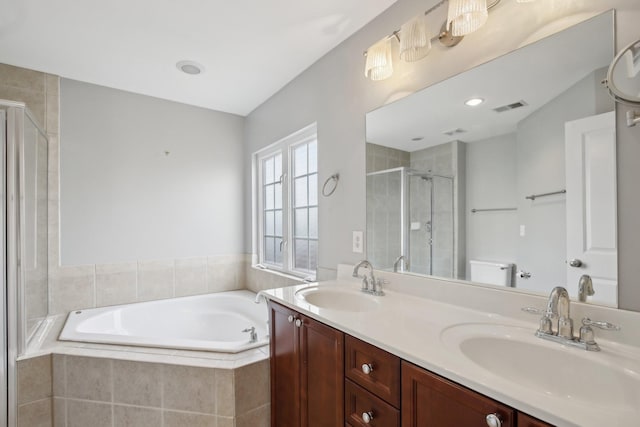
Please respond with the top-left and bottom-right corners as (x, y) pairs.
(242, 327), (257, 343)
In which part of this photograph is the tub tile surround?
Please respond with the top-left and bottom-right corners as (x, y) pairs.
(17, 355), (53, 427)
(50, 354), (270, 427)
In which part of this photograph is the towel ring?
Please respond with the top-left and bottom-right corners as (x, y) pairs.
(322, 174), (340, 197)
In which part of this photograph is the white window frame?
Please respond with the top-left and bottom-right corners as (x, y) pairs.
(253, 123), (318, 279)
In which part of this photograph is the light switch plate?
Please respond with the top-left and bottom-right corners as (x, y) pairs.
(352, 231), (364, 253)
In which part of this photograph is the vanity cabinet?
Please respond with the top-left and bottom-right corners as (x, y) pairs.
(268, 301), (344, 427)
(269, 303), (555, 427)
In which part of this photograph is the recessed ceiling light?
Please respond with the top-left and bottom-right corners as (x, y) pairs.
(176, 60), (204, 75)
(464, 97), (484, 107)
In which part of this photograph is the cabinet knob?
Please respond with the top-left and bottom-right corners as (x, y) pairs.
(485, 413), (502, 427)
(287, 315), (294, 323)
(295, 319), (302, 328)
(361, 363), (374, 375)
(362, 411), (374, 424)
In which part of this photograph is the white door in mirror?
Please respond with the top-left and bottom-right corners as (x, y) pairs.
(565, 111), (617, 306)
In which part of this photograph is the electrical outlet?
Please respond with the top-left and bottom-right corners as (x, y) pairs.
(352, 231), (363, 253)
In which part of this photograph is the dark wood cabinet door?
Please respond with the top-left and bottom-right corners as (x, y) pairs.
(401, 361), (514, 427)
(518, 413), (555, 427)
(269, 302), (300, 427)
(300, 314), (345, 427)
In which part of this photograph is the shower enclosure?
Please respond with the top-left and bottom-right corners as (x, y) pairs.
(366, 167), (454, 278)
(1, 100), (49, 426)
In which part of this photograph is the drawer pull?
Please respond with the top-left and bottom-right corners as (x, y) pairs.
(362, 411), (374, 424)
(295, 319), (302, 327)
(361, 363), (374, 375)
(486, 413), (502, 427)
(287, 315), (294, 323)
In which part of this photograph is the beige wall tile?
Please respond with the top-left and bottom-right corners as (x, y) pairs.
(18, 354), (52, 404)
(0, 63), (46, 92)
(137, 260), (174, 302)
(66, 356), (112, 401)
(45, 74), (60, 134)
(207, 257), (243, 293)
(67, 400), (111, 427)
(114, 405), (161, 427)
(175, 258), (207, 297)
(49, 265), (95, 314)
(217, 416), (234, 427)
(164, 411), (217, 427)
(17, 398), (52, 427)
(53, 397), (66, 427)
(215, 368), (234, 417)
(52, 354), (65, 397)
(0, 85), (46, 125)
(234, 359), (270, 415)
(235, 403), (270, 427)
(163, 364), (216, 414)
(96, 263), (137, 307)
(113, 360), (161, 407)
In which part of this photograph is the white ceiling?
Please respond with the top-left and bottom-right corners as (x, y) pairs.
(0, 0), (397, 116)
(366, 13), (613, 152)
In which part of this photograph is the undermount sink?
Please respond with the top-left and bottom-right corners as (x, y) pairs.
(294, 285), (381, 312)
(440, 323), (640, 409)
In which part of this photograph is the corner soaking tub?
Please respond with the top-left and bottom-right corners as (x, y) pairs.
(59, 290), (269, 353)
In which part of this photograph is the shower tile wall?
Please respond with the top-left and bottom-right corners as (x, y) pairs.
(366, 144), (410, 269)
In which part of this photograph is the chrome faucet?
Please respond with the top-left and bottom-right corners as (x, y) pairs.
(242, 327), (258, 343)
(353, 260), (384, 296)
(525, 286), (620, 351)
(393, 255), (408, 273)
(578, 275), (595, 302)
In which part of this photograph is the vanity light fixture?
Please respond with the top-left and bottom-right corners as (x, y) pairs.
(364, 37), (395, 81)
(364, 0), (504, 81)
(447, 0), (488, 37)
(464, 97), (484, 106)
(399, 15), (432, 62)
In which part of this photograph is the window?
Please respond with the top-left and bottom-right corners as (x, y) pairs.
(255, 124), (318, 278)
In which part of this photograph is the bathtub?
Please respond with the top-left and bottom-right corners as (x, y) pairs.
(59, 290), (269, 353)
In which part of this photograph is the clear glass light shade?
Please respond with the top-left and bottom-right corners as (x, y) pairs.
(447, 0), (488, 37)
(365, 37), (394, 81)
(399, 15), (432, 62)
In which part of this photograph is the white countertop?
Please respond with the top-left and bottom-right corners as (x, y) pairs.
(263, 266), (640, 427)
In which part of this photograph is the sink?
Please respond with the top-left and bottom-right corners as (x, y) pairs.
(294, 285), (381, 312)
(440, 323), (640, 409)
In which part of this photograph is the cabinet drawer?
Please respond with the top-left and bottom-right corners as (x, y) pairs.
(345, 335), (401, 407)
(345, 379), (400, 427)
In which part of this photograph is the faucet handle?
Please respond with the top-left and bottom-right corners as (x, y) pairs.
(581, 317), (621, 331)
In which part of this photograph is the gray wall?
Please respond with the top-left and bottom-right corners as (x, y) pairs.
(60, 79), (245, 264)
(515, 69), (612, 294)
(465, 133), (518, 278)
(244, 0), (640, 310)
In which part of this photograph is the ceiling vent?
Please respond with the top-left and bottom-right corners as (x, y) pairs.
(493, 100), (528, 113)
(443, 128), (467, 136)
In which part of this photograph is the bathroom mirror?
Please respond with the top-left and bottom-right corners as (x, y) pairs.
(365, 12), (617, 306)
(606, 38), (640, 104)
